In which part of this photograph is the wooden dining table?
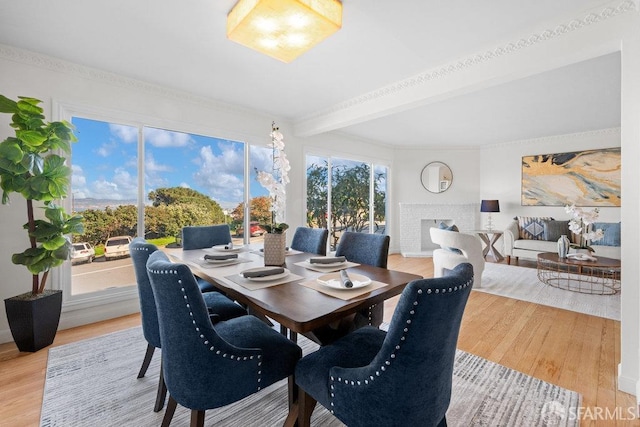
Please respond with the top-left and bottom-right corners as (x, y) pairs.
(163, 245), (422, 338)
(164, 244), (422, 426)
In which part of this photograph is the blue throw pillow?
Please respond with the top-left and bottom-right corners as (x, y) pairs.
(438, 222), (462, 254)
(592, 222), (621, 246)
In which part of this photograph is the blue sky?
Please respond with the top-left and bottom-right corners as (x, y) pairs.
(71, 117), (272, 209)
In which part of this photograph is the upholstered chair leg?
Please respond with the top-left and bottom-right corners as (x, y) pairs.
(506, 255), (511, 265)
(297, 389), (317, 427)
(137, 343), (155, 378)
(190, 410), (205, 427)
(161, 396), (177, 427)
(154, 359), (167, 412)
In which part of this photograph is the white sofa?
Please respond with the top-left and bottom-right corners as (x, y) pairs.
(430, 227), (485, 288)
(503, 220), (620, 264)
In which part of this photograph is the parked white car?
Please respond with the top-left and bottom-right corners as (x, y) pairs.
(71, 242), (95, 264)
(104, 236), (132, 260)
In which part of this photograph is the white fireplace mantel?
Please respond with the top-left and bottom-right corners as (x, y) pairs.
(399, 203), (480, 257)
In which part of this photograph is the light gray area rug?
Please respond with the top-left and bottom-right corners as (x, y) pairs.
(479, 262), (620, 321)
(41, 327), (580, 426)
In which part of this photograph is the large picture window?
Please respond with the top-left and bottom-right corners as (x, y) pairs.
(69, 117), (259, 296)
(306, 155), (388, 251)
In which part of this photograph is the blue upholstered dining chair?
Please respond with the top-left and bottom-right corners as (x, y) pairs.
(145, 250), (302, 427)
(295, 263), (474, 427)
(335, 231), (391, 328)
(290, 226), (328, 255)
(129, 238), (247, 412)
(181, 224), (233, 293)
(335, 231), (390, 268)
(181, 224), (233, 250)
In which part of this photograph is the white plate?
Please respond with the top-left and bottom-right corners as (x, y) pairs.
(307, 259), (346, 268)
(317, 272), (371, 290)
(241, 268), (290, 282)
(212, 244), (243, 253)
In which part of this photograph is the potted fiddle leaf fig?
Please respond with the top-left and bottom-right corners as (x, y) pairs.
(0, 94), (83, 352)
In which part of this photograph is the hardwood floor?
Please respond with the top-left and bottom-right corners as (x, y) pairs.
(0, 255), (635, 426)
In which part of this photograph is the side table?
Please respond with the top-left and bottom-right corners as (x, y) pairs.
(474, 230), (504, 262)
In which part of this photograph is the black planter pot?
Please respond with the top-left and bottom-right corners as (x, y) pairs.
(4, 289), (63, 352)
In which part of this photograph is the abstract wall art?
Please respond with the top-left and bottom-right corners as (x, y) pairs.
(521, 147), (621, 206)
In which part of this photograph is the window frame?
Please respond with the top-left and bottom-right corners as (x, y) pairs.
(53, 101), (263, 309)
(303, 147), (392, 251)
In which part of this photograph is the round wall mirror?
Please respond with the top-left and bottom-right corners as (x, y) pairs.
(420, 162), (453, 193)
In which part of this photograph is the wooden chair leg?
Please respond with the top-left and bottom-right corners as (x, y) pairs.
(284, 376), (299, 427)
(161, 396), (177, 427)
(137, 343), (155, 378)
(190, 410), (205, 427)
(297, 389), (317, 427)
(153, 358), (167, 412)
(506, 255), (511, 265)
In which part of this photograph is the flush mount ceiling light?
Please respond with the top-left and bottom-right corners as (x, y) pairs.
(227, 0), (342, 63)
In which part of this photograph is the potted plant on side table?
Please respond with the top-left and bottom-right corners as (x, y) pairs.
(0, 94), (83, 352)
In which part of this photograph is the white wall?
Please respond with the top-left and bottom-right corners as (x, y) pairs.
(480, 128), (622, 232)
(392, 147), (481, 249)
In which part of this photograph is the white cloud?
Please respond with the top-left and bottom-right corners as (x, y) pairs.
(193, 144), (245, 206)
(71, 164), (89, 199)
(144, 151), (171, 190)
(145, 128), (192, 148)
(96, 141), (118, 157)
(250, 145), (273, 173)
(88, 168), (138, 200)
(109, 124), (137, 143)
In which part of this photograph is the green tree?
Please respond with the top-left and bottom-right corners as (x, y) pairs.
(306, 160), (328, 228)
(332, 163), (371, 234)
(148, 187), (224, 224)
(306, 161), (386, 248)
(230, 196), (272, 228)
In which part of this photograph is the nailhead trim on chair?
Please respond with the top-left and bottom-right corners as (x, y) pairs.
(148, 266), (263, 390)
(327, 275), (474, 414)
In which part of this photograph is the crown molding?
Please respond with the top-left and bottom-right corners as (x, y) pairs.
(298, 0), (635, 124)
(482, 127), (621, 150)
(0, 43), (273, 121)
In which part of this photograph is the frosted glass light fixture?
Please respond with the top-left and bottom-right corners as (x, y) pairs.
(227, 0), (343, 63)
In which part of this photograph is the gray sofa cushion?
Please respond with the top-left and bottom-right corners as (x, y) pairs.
(543, 220), (570, 241)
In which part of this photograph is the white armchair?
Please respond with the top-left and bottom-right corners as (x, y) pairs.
(430, 227), (485, 288)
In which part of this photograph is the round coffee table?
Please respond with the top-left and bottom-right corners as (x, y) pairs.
(537, 252), (620, 295)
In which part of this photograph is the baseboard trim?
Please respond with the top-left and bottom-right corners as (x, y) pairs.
(0, 296), (140, 345)
(618, 363), (638, 396)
